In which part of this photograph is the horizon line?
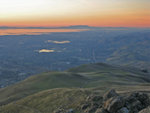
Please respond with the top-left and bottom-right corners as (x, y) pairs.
(0, 25), (150, 29)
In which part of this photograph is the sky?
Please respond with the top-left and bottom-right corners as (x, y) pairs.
(0, 0), (150, 27)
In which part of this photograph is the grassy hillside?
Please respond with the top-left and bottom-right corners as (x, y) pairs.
(0, 88), (93, 113)
(0, 71), (87, 105)
(106, 31), (150, 70)
(1, 86), (150, 113)
(0, 63), (150, 112)
(68, 63), (150, 86)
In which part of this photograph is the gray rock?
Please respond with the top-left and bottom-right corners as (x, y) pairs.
(81, 90), (150, 113)
(86, 95), (103, 102)
(136, 92), (150, 107)
(53, 108), (65, 113)
(103, 89), (118, 101)
(125, 92), (149, 112)
(81, 103), (91, 110)
(126, 100), (142, 112)
(104, 96), (125, 113)
(84, 106), (98, 113)
(66, 109), (74, 113)
(82, 95), (103, 112)
(139, 106), (150, 113)
(117, 107), (129, 113)
(95, 108), (108, 113)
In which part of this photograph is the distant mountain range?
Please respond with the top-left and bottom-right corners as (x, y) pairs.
(1, 25), (148, 29)
(0, 25), (93, 29)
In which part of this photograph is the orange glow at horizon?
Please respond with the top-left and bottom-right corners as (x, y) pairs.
(0, 0), (150, 27)
(0, 29), (87, 35)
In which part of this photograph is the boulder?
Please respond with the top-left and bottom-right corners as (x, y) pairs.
(66, 109), (74, 113)
(80, 89), (150, 113)
(104, 96), (125, 113)
(84, 106), (98, 113)
(92, 96), (103, 102)
(125, 92), (150, 112)
(117, 107), (129, 113)
(103, 89), (118, 101)
(136, 92), (150, 107)
(53, 108), (65, 113)
(126, 99), (142, 112)
(139, 106), (150, 113)
(83, 95), (103, 112)
(86, 95), (103, 102)
(82, 103), (91, 110)
(95, 108), (108, 113)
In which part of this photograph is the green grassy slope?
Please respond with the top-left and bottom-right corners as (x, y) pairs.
(106, 40), (150, 70)
(67, 63), (114, 72)
(1, 85), (150, 113)
(0, 63), (150, 108)
(0, 71), (87, 105)
(0, 88), (93, 113)
(68, 63), (150, 86)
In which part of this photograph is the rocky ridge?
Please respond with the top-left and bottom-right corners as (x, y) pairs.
(81, 89), (150, 113)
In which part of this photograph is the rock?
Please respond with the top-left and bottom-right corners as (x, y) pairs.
(88, 107), (97, 113)
(104, 96), (125, 113)
(92, 102), (100, 108)
(92, 96), (103, 102)
(136, 92), (150, 107)
(103, 89), (118, 101)
(86, 95), (103, 102)
(84, 106), (98, 113)
(125, 92), (150, 112)
(126, 99), (142, 112)
(82, 95), (103, 112)
(139, 106), (150, 113)
(81, 90), (150, 113)
(66, 109), (74, 113)
(95, 108), (108, 113)
(82, 103), (91, 110)
(117, 107), (129, 113)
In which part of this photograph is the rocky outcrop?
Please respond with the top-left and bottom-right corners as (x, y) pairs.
(139, 106), (150, 113)
(124, 92), (150, 113)
(117, 107), (129, 113)
(81, 89), (150, 113)
(103, 89), (119, 101)
(104, 96), (125, 113)
(81, 95), (103, 113)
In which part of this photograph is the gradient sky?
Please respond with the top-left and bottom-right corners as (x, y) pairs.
(0, 0), (150, 27)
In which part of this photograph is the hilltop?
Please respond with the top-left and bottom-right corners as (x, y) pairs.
(0, 63), (150, 113)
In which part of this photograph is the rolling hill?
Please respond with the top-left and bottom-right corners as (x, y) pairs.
(0, 63), (150, 113)
(0, 28), (150, 88)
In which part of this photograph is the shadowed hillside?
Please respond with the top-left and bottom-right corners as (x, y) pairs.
(0, 63), (150, 113)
